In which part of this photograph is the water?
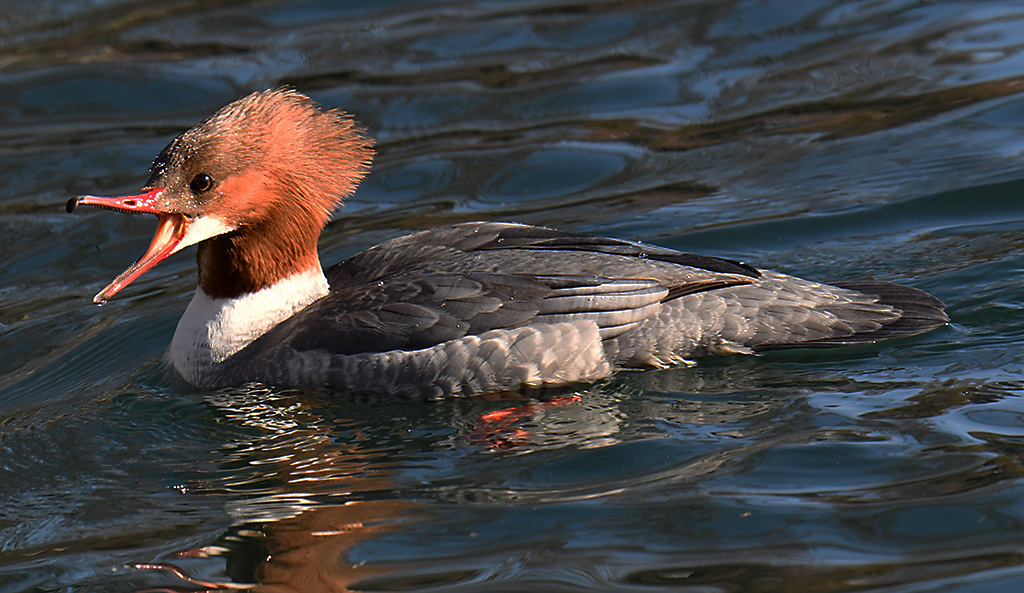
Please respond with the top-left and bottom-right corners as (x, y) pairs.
(3, 0), (1024, 591)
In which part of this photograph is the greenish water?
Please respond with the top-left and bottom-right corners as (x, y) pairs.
(3, 1), (1024, 591)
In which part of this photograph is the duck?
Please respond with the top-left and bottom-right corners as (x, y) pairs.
(67, 88), (948, 400)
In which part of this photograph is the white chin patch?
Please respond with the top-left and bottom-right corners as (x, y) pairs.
(176, 216), (235, 252)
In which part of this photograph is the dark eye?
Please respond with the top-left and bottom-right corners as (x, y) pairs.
(189, 173), (214, 193)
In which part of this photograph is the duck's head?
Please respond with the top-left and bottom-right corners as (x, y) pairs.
(68, 88), (374, 303)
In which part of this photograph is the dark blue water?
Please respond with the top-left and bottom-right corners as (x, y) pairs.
(4, 1), (1024, 591)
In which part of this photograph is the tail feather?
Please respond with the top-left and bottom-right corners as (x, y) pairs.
(762, 280), (948, 349)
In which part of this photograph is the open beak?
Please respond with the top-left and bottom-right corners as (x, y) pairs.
(68, 189), (190, 304)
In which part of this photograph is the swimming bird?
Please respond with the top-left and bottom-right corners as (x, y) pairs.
(67, 88), (947, 400)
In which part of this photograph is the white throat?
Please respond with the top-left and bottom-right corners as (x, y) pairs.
(170, 266), (329, 387)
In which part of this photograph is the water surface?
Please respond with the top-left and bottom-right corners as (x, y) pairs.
(4, 1), (1024, 591)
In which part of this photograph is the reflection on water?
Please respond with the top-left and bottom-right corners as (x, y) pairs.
(148, 388), (417, 592)
(4, 0), (1024, 591)
(111, 361), (1024, 592)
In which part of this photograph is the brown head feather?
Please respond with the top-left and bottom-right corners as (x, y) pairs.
(151, 88), (374, 298)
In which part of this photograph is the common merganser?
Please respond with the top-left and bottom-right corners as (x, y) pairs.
(67, 88), (947, 400)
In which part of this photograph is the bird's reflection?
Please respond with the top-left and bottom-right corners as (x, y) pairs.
(137, 386), (421, 592)
(133, 360), (955, 592)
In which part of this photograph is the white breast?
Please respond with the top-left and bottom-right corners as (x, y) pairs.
(170, 266), (329, 387)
